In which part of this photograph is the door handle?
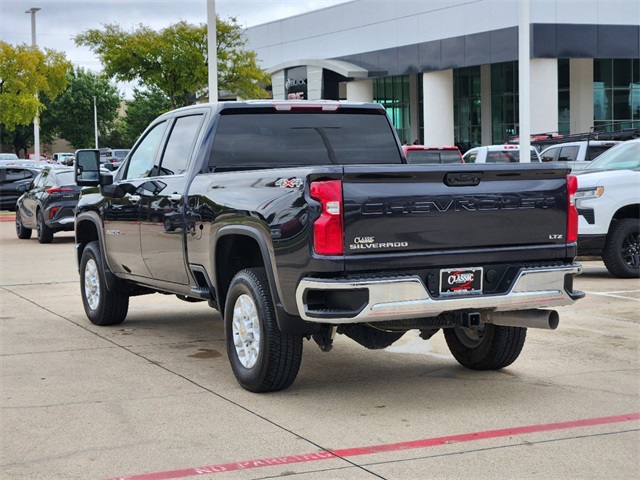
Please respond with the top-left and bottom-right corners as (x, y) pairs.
(169, 193), (182, 202)
(127, 194), (141, 203)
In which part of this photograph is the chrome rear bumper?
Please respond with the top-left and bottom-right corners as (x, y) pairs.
(295, 264), (582, 324)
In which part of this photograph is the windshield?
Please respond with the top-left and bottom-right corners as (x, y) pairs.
(585, 141), (640, 170)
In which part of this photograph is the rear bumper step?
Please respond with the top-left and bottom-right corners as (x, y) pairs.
(296, 264), (582, 324)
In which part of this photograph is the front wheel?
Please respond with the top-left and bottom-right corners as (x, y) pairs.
(602, 218), (640, 278)
(80, 241), (129, 326)
(15, 210), (32, 239)
(443, 323), (526, 370)
(224, 268), (303, 392)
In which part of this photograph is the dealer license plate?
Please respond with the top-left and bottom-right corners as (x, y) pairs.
(439, 267), (483, 295)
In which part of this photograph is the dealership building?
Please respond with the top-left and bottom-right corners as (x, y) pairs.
(245, 0), (640, 149)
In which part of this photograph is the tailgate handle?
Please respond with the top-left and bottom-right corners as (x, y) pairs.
(444, 172), (482, 186)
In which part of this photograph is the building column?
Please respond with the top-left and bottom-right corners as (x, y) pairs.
(409, 74), (420, 143)
(530, 59), (558, 134)
(272, 71), (285, 100)
(306, 66), (323, 100)
(346, 79), (373, 102)
(570, 59), (594, 134)
(422, 70), (454, 145)
(481, 64), (492, 145)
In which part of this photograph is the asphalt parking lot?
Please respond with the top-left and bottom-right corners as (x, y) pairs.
(1, 217), (638, 480)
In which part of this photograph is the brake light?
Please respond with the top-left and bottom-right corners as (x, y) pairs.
(310, 180), (343, 255)
(273, 102), (340, 111)
(567, 175), (578, 243)
(46, 187), (73, 194)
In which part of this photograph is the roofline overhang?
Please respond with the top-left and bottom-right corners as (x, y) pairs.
(267, 59), (369, 79)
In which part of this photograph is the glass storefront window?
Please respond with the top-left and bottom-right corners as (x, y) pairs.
(374, 75), (412, 144)
(454, 66), (481, 152)
(558, 59), (570, 135)
(593, 59), (640, 130)
(491, 61), (519, 144)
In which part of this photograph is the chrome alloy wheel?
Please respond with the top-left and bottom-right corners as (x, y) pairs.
(84, 258), (100, 311)
(232, 293), (261, 369)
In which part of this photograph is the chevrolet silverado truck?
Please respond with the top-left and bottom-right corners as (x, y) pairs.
(73, 101), (583, 392)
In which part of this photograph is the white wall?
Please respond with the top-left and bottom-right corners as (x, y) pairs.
(246, 0), (637, 71)
(570, 59), (595, 134)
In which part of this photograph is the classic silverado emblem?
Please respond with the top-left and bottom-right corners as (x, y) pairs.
(275, 178), (303, 188)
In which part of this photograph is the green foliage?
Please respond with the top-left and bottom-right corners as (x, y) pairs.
(119, 87), (171, 146)
(44, 68), (122, 149)
(0, 41), (71, 129)
(76, 18), (271, 108)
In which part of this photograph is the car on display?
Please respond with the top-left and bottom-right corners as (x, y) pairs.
(540, 140), (620, 165)
(15, 167), (82, 243)
(0, 153), (20, 163)
(0, 165), (41, 211)
(52, 152), (75, 165)
(100, 148), (130, 171)
(574, 139), (640, 278)
(462, 145), (541, 163)
(402, 145), (463, 164)
(72, 100), (582, 393)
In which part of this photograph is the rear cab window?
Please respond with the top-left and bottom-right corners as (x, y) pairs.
(208, 111), (403, 170)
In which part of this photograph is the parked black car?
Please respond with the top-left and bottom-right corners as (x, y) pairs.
(15, 167), (82, 243)
(0, 165), (41, 211)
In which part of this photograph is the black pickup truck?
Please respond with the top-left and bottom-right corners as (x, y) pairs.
(74, 101), (583, 392)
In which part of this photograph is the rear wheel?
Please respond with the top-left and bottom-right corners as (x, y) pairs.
(80, 241), (129, 326)
(224, 268), (303, 392)
(36, 209), (54, 244)
(15, 211), (32, 239)
(443, 323), (526, 370)
(602, 218), (640, 278)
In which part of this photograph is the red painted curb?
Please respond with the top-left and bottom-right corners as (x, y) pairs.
(0, 216), (15, 222)
(103, 412), (640, 480)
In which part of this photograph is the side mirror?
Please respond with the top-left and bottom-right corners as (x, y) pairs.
(17, 184), (28, 193)
(75, 149), (101, 185)
(75, 149), (112, 187)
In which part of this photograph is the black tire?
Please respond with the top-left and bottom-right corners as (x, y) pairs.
(224, 268), (303, 392)
(443, 323), (527, 370)
(36, 209), (54, 244)
(80, 241), (129, 326)
(15, 211), (32, 239)
(602, 218), (640, 279)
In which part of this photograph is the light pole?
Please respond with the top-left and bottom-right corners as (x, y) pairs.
(207, 0), (218, 103)
(93, 96), (99, 148)
(26, 7), (41, 165)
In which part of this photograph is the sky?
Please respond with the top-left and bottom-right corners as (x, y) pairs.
(1, 0), (350, 95)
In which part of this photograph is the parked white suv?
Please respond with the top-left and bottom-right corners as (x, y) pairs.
(540, 140), (620, 165)
(575, 139), (640, 278)
(463, 145), (541, 163)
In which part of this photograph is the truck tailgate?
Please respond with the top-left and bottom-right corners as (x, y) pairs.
(342, 164), (570, 255)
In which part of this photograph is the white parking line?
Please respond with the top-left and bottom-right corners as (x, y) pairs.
(583, 291), (640, 302)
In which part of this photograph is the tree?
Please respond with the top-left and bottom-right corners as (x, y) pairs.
(75, 18), (271, 109)
(44, 68), (122, 149)
(0, 41), (71, 130)
(118, 87), (171, 146)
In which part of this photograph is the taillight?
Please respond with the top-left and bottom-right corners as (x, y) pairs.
(310, 180), (343, 255)
(49, 206), (61, 219)
(46, 187), (73, 194)
(567, 175), (578, 243)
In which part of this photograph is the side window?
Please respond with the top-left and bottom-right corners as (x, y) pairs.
(541, 148), (557, 162)
(154, 114), (204, 176)
(124, 121), (168, 180)
(33, 171), (48, 188)
(463, 152), (478, 163)
(558, 146), (579, 162)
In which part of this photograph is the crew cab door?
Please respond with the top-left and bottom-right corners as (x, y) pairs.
(103, 121), (169, 277)
(139, 113), (206, 285)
